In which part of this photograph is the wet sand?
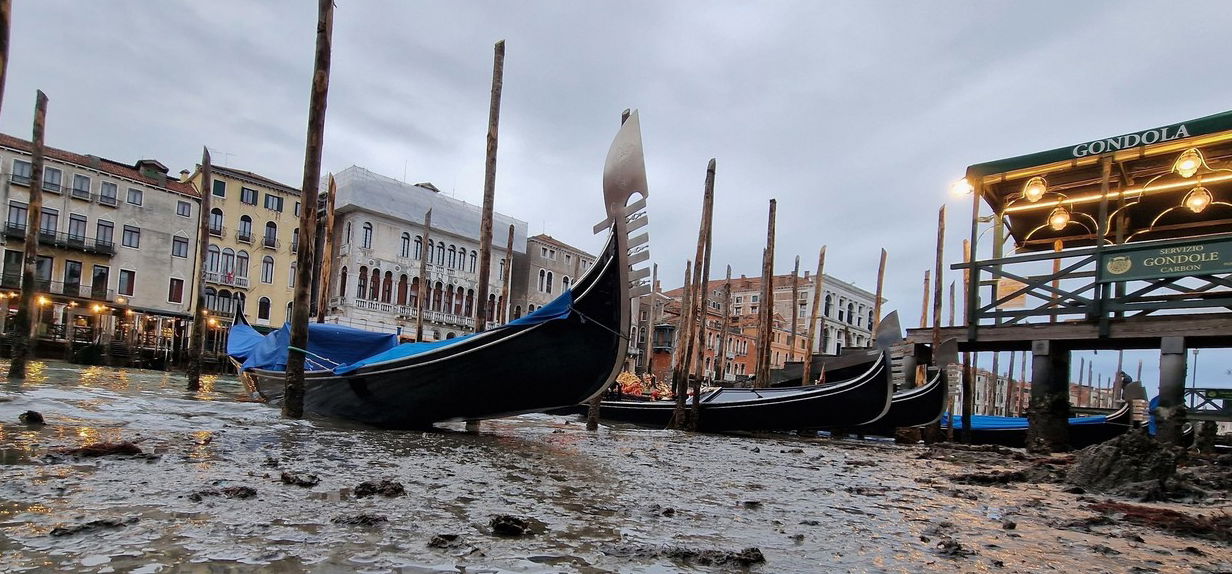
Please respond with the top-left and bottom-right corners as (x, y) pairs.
(0, 361), (1229, 573)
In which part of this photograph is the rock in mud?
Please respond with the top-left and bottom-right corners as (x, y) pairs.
(54, 441), (142, 457)
(189, 486), (256, 502)
(18, 410), (44, 425)
(490, 514), (531, 537)
(934, 536), (974, 557)
(280, 471), (320, 488)
(49, 517), (138, 537)
(428, 533), (463, 548)
(1087, 501), (1232, 543)
(354, 478), (404, 498)
(1065, 430), (1179, 493)
(331, 514), (387, 526)
(601, 543), (765, 567)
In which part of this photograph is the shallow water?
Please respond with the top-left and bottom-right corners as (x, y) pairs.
(0, 361), (1228, 573)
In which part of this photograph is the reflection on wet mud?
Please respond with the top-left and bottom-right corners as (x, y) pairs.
(0, 361), (1228, 573)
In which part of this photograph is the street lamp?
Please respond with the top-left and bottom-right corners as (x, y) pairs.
(1190, 348), (1200, 408)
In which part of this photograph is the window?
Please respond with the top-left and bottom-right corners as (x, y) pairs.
(469, 250), (476, 273)
(562, 276), (571, 291)
(413, 236), (422, 259)
(39, 208), (58, 236)
(212, 179), (226, 197)
(339, 266), (348, 298)
(258, 297), (271, 320)
(240, 187), (258, 205)
(172, 236), (189, 258)
(289, 262), (297, 288)
(99, 182), (118, 206)
(537, 269), (546, 292)
(236, 251), (249, 278)
(126, 187), (143, 205)
(751, 295), (759, 303)
(448, 246), (456, 268)
(400, 233), (411, 258)
(294, 202), (300, 217)
(63, 261), (82, 293)
(91, 265), (109, 299)
(238, 216), (253, 242)
(261, 256), (274, 283)
(122, 225), (140, 248)
(118, 269), (135, 296)
(291, 228), (299, 253)
(824, 294), (832, 317)
(436, 243), (444, 266)
(7, 201), (27, 231)
(209, 208), (224, 235)
(71, 174), (91, 199)
(263, 221), (277, 248)
(43, 167), (62, 193)
(361, 222), (372, 248)
(11, 159), (30, 185)
(177, 201), (192, 217)
(357, 266), (368, 299)
(96, 220), (114, 247)
(546, 271), (554, 294)
(68, 214), (87, 241)
(264, 194), (283, 212)
(168, 278), (184, 303)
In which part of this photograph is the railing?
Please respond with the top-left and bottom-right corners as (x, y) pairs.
(344, 297), (477, 329)
(261, 236), (279, 249)
(0, 273), (115, 300)
(43, 182), (61, 194)
(70, 188), (93, 201)
(957, 233), (1232, 339)
(98, 194), (118, 207)
(2, 223), (117, 256)
(209, 225), (224, 237)
(236, 230), (253, 244)
(1186, 388), (1232, 422)
(203, 270), (250, 288)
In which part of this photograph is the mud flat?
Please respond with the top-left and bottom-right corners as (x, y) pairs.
(0, 361), (1229, 572)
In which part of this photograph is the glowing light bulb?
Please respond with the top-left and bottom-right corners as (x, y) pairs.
(949, 178), (973, 197)
(1174, 149), (1202, 178)
(1184, 186), (1212, 213)
(1023, 177), (1047, 202)
(1048, 207), (1070, 231)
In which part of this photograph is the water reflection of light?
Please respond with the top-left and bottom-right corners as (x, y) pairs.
(190, 430), (216, 467)
(78, 366), (132, 392)
(197, 375), (218, 397)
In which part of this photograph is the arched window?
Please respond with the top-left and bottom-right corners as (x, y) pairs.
(361, 222), (373, 248)
(847, 303), (854, 324)
(238, 215), (253, 241)
(264, 221), (277, 247)
(465, 289), (475, 316)
(446, 332), (456, 340)
(513, 305), (522, 319)
(409, 277), (419, 307)
(286, 301), (293, 322)
(448, 246), (457, 268)
(218, 289), (233, 315)
(868, 310), (874, 328)
(357, 265), (368, 298)
(824, 294), (832, 317)
(258, 297), (271, 320)
(382, 271), (393, 303)
(209, 208), (224, 233)
(397, 274), (408, 305)
(291, 228), (299, 252)
(528, 304), (536, 313)
(345, 221), (352, 243)
(445, 285), (455, 314)
(204, 287), (217, 311)
(206, 245), (220, 273)
(499, 258), (506, 280)
(340, 266), (348, 298)
(221, 248), (235, 279)
(469, 250), (477, 273)
(432, 281), (443, 311)
(401, 233), (411, 258)
(289, 262), (297, 288)
(545, 271), (554, 294)
(369, 268), (380, 300)
(414, 236), (422, 259)
(562, 276), (571, 291)
(537, 269), (546, 292)
(486, 294), (497, 322)
(427, 240), (434, 265)
(454, 287), (465, 315)
(436, 242), (445, 266)
(236, 251), (249, 279)
(261, 256), (275, 284)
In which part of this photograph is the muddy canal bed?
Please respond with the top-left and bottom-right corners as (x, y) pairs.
(0, 362), (1229, 573)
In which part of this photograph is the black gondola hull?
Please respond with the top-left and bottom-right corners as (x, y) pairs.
(852, 370), (948, 437)
(950, 402), (1136, 449)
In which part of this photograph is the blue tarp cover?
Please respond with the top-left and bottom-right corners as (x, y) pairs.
(940, 411), (1109, 431)
(230, 288), (574, 374)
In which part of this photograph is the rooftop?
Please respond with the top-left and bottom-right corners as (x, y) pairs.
(0, 133), (197, 197)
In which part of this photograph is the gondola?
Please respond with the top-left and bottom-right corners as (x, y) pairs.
(227, 112), (652, 428)
(939, 401), (1135, 449)
(852, 368), (948, 437)
(579, 349), (894, 432)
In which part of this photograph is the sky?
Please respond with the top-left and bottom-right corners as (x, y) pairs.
(3, 1), (1230, 397)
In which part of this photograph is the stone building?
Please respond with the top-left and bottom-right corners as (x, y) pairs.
(518, 234), (596, 319)
(0, 133), (200, 359)
(319, 166), (527, 340)
(725, 272), (879, 354)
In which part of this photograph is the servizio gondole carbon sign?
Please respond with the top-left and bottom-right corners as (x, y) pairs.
(1099, 237), (1232, 282)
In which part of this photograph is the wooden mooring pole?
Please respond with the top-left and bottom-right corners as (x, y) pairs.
(754, 199), (776, 388)
(788, 255), (800, 356)
(800, 246), (826, 386)
(871, 248), (887, 332)
(473, 40), (505, 334)
(8, 91), (47, 380)
(284, 0), (333, 419)
(315, 174), (337, 323)
(186, 147), (211, 391)
(688, 159), (716, 430)
(498, 224), (514, 323)
(670, 261), (693, 428)
(713, 265), (732, 383)
(415, 210), (432, 341)
(918, 270), (930, 329)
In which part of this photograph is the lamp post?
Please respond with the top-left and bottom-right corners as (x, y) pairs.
(1190, 348), (1200, 408)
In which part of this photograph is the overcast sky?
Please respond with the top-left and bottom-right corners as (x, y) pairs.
(4, 1), (1230, 396)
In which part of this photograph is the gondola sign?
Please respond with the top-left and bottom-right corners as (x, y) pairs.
(1099, 237), (1232, 282)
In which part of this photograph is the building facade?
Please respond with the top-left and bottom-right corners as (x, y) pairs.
(320, 166), (528, 341)
(726, 272), (879, 355)
(520, 234), (595, 319)
(0, 133), (200, 357)
(188, 165), (302, 331)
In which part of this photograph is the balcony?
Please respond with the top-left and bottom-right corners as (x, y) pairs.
(204, 270), (250, 288)
(0, 273), (115, 301)
(236, 230), (253, 244)
(209, 225), (224, 238)
(2, 223), (117, 256)
(261, 236), (279, 250)
(70, 188), (93, 201)
(344, 297), (477, 329)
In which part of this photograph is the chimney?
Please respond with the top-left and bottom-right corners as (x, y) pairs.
(803, 271), (810, 280)
(179, 169), (190, 183)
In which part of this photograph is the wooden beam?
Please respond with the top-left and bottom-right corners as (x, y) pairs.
(871, 248), (887, 332)
(8, 90), (47, 380)
(690, 159), (716, 429)
(186, 146), (211, 390)
(800, 246), (826, 385)
(474, 40), (505, 333)
(415, 210), (432, 341)
(755, 199), (776, 388)
(498, 224), (514, 323)
(315, 174), (336, 323)
(931, 206), (945, 353)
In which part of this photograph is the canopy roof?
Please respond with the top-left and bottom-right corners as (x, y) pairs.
(966, 110), (1232, 252)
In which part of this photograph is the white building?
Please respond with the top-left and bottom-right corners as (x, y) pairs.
(725, 272), (879, 354)
(320, 166), (528, 341)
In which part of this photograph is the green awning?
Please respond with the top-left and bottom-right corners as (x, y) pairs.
(967, 109), (1232, 179)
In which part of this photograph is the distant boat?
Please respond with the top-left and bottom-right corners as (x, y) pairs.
(852, 368), (947, 437)
(939, 402), (1134, 448)
(228, 112), (652, 428)
(575, 349), (894, 432)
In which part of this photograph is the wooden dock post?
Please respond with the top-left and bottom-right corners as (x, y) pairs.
(415, 210), (432, 341)
(474, 40), (505, 334)
(1026, 340), (1071, 453)
(714, 265), (732, 382)
(8, 91), (47, 380)
(670, 261), (693, 429)
(918, 270), (930, 329)
(284, 0), (333, 419)
(800, 246), (826, 386)
(1156, 337), (1188, 445)
(315, 174), (337, 323)
(688, 159), (716, 429)
(186, 147), (211, 390)
(754, 200), (776, 388)
(498, 224), (514, 323)
(788, 255), (800, 357)
(871, 248), (887, 332)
